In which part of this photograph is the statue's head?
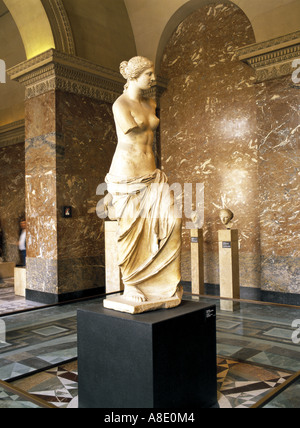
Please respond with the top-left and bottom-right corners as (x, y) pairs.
(120, 57), (155, 91)
(219, 209), (234, 226)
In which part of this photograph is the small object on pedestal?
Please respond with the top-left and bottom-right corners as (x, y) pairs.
(219, 208), (234, 230)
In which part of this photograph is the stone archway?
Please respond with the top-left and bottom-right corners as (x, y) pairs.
(155, 0), (252, 72)
(124, 0), (300, 72)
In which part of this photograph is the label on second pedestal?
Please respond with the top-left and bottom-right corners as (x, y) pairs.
(222, 241), (231, 249)
(191, 237), (199, 244)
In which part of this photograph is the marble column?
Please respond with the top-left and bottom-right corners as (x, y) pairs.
(24, 90), (58, 301)
(8, 49), (124, 303)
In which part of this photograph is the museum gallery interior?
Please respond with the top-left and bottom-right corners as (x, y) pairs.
(0, 0), (299, 409)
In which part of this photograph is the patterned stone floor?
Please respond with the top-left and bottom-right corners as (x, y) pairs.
(217, 357), (293, 408)
(0, 293), (299, 408)
(264, 377), (300, 408)
(11, 358), (294, 409)
(0, 384), (41, 408)
(0, 279), (43, 314)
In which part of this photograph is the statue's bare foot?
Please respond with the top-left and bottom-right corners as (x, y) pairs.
(123, 286), (147, 303)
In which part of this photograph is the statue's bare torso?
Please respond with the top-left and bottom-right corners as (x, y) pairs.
(109, 94), (159, 178)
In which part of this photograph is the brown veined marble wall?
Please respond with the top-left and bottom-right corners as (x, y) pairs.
(56, 91), (117, 295)
(159, 2), (300, 299)
(257, 76), (300, 296)
(159, 3), (260, 291)
(0, 142), (25, 265)
(25, 89), (116, 298)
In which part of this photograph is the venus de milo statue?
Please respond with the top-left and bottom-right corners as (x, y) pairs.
(103, 56), (183, 314)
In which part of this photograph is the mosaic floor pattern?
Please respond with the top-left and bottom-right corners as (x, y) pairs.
(217, 357), (293, 408)
(0, 387), (40, 408)
(0, 295), (299, 408)
(11, 358), (294, 409)
(0, 279), (43, 314)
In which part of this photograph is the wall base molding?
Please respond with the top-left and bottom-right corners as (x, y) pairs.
(182, 281), (300, 307)
(26, 286), (105, 305)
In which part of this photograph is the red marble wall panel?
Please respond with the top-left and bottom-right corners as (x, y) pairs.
(257, 76), (300, 295)
(160, 3), (259, 290)
(0, 142), (25, 264)
(159, 3), (300, 297)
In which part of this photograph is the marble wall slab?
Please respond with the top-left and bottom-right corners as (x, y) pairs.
(159, 3), (299, 297)
(257, 75), (300, 294)
(55, 91), (116, 295)
(160, 3), (259, 290)
(0, 142), (25, 265)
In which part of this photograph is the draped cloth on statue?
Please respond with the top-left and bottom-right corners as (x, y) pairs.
(105, 169), (182, 300)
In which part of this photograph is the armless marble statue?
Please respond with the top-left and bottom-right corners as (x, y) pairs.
(103, 57), (182, 313)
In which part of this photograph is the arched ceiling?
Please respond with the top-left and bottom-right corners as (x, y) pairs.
(3, 0), (137, 69)
(0, 0), (26, 126)
(2, 0), (300, 68)
(3, 0), (55, 59)
(62, 0), (137, 70)
(0, 0), (137, 125)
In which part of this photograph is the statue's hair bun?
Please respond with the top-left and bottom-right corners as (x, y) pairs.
(120, 61), (129, 79)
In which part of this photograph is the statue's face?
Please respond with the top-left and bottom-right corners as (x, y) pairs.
(135, 67), (156, 90)
(220, 210), (233, 225)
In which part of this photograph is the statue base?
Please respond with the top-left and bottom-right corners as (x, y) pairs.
(103, 286), (183, 314)
(78, 300), (217, 408)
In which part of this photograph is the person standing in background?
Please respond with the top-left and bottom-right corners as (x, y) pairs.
(0, 221), (3, 262)
(19, 220), (26, 267)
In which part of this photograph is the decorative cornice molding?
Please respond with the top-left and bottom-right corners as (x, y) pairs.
(7, 49), (126, 103)
(7, 49), (170, 104)
(237, 31), (300, 83)
(0, 120), (25, 148)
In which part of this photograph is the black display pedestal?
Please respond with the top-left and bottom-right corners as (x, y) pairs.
(77, 300), (217, 409)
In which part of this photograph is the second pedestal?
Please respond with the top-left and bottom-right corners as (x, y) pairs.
(218, 229), (240, 311)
